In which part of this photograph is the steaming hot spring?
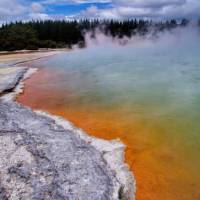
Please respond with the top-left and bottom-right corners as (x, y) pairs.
(16, 28), (200, 200)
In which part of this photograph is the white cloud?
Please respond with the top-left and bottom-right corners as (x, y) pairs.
(29, 2), (50, 20)
(31, 2), (44, 13)
(28, 13), (50, 20)
(0, 0), (51, 23)
(0, 0), (26, 20)
(113, 0), (186, 8)
(0, 0), (200, 23)
(42, 0), (111, 5)
(74, 0), (200, 19)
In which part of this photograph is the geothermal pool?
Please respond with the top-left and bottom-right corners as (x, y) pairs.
(18, 31), (200, 200)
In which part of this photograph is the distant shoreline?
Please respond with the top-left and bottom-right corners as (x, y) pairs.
(0, 48), (68, 56)
(0, 49), (67, 67)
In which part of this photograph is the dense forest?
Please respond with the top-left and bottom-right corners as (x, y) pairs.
(0, 19), (191, 51)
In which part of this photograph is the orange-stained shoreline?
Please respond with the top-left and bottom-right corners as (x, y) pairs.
(16, 68), (140, 197)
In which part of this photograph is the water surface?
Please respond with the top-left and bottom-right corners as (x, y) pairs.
(18, 31), (200, 200)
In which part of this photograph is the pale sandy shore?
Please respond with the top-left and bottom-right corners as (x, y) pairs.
(0, 59), (135, 199)
(0, 49), (67, 66)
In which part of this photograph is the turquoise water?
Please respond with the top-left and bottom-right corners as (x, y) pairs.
(19, 30), (200, 200)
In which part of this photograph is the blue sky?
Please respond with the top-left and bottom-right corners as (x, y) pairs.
(46, 2), (113, 15)
(0, 0), (200, 23)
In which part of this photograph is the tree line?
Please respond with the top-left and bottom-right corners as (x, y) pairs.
(0, 19), (191, 51)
